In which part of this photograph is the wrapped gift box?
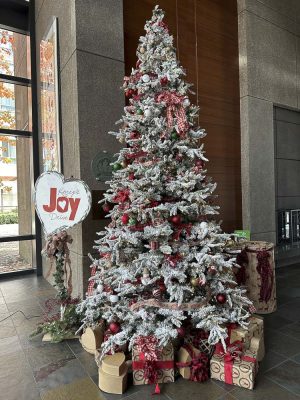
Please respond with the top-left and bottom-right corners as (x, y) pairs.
(98, 352), (128, 394)
(177, 343), (209, 381)
(210, 343), (258, 390)
(229, 316), (264, 361)
(132, 338), (174, 385)
(80, 322), (105, 355)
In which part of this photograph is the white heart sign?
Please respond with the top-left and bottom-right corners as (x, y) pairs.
(34, 172), (92, 235)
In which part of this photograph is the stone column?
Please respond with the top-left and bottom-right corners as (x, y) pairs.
(35, 0), (124, 296)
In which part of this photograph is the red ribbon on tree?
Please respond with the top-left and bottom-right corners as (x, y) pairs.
(87, 265), (97, 296)
(173, 223), (192, 240)
(256, 250), (273, 302)
(113, 188), (130, 203)
(166, 253), (182, 267)
(156, 91), (189, 136)
(214, 341), (256, 385)
(176, 344), (209, 382)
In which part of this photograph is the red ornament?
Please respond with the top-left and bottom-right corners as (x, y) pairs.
(177, 327), (185, 337)
(125, 89), (134, 98)
(160, 76), (168, 85)
(195, 159), (205, 168)
(102, 203), (112, 213)
(170, 215), (182, 225)
(159, 282), (167, 293)
(216, 293), (227, 304)
(208, 266), (217, 275)
(109, 322), (121, 334)
(121, 214), (129, 224)
(129, 172), (135, 181)
(176, 153), (183, 161)
(130, 131), (140, 139)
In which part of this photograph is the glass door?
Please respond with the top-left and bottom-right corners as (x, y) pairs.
(0, 28), (37, 275)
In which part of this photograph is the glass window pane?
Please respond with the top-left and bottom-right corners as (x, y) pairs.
(0, 29), (31, 79)
(40, 18), (61, 172)
(0, 82), (32, 131)
(0, 136), (34, 237)
(0, 240), (34, 274)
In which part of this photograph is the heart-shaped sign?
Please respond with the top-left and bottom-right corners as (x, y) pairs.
(34, 172), (91, 235)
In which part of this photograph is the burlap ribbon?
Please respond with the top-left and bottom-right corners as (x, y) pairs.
(130, 296), (211, 312)
(156, 91), (189, 136)
(43, 231), (73, 295)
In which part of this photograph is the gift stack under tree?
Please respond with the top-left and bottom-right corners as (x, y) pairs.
(77, 5), (264, 394)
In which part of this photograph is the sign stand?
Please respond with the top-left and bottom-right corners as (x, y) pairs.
(31, 172), (91, 343)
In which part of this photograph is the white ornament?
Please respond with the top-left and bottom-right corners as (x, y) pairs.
(183, 97), (190, 107)
(142, 74), (150, 83)
(200, 221), (208, 230)
(110, 294), (119, 303)
(144, 109), (152, 118)
(97, 284), (104, 292)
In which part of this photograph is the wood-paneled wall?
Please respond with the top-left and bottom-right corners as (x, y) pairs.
(123, 0), (242, 232)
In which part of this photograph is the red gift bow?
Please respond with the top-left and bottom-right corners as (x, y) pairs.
(135, 335), (160, 361)
(156, 91), (189, 136)
(256, 250), (274, 303)
(176, 344), (209, 382)
(215, 341), (256, 385)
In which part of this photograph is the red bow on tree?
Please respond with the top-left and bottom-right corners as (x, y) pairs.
(156, 91), (189, 136)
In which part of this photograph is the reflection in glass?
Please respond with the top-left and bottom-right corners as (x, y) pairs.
(0, 136), (33, 237)
(40, 18), (61, 172)
(0, 240), (33, 273)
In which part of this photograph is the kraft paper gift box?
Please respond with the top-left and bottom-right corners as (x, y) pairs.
(177, 343), (209, 381)
(132, 341), (174, 385)
(229, 316), (265, 361)
(98, 352), (128, 394)
(210, 343), (258, 390)
(80, 322), (105, 355)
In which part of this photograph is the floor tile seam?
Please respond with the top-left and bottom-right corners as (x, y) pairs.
(210, 378), (235, 394)
(261, 358), (291, 374)
(276, 330), (300, 341)
(265, 375), (300, 396)
(266, 327), (300, 343)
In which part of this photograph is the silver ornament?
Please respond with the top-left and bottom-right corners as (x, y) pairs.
(142, 74), (150, 83)
(144, 109), (152, 118)
(183, 97), (190, 107)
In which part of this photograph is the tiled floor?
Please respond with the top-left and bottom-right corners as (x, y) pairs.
(0, 265), (299, 400)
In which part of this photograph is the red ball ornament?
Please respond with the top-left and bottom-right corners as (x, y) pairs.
(170, 215), (182, 225)
(216, 293), (227, 304)
(159, 283), (167, 293)
(195, 159), (205, 168)
(176, 153), (183, 161)
(125, 89), (134, 98)
(102, 203), (112, 213)
(160, 76), (169, 85)
(129, 172), (135, 181)
(177, 327), (185, 337)
(109, 322), (121, 334)
(121, 214), (129, 224)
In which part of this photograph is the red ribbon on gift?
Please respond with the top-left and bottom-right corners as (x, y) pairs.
(215, 341), (256, 385)
(176, 344), (209, 382)
(156, 91), (189, 136)
(225, 323), (239, 345)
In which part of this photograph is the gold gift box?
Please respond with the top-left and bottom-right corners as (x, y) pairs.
(230, 315), (264, 361)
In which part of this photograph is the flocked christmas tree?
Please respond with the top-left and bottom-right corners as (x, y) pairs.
(77, 6), (252, 355)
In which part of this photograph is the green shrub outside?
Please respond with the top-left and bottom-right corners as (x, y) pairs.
(0, 211), (18, 224)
